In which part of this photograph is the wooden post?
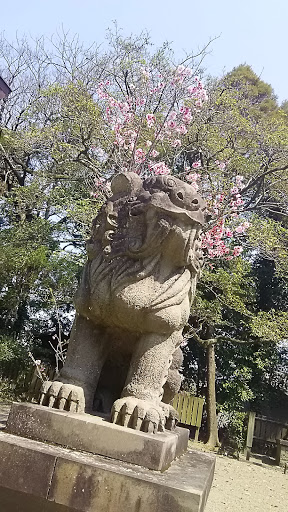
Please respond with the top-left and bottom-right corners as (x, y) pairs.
(27, 367), (39, 400)
(245, 411), (256, 461)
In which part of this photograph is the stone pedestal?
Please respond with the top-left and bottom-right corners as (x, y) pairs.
(0, 403), (215, 512)
(6, 402), (188, 471)
(0, 431), (215, 512)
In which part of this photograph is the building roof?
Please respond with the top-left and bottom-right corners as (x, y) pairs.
(0, 76), (11, 99)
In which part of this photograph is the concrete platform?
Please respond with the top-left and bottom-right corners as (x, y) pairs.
(6, 402), (189, 471)
(0, 431), (215, 512)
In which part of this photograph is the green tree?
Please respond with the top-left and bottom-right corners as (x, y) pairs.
(0, 32), (287, 440)
(183, 257), (288, 448)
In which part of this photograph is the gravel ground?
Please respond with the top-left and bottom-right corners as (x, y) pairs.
(205, 454), (288, 512)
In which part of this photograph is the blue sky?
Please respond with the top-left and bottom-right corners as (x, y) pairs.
(3, 0), (288, 103)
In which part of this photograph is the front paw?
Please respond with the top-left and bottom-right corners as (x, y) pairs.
(39, 381), (85, 413)
(160, 403), (179, 430)
(111, 397), (166, 433)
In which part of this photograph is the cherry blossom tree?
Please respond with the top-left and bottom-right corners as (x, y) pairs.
(1, 30), (287, 446)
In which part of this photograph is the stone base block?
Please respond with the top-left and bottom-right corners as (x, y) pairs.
(0, 431), (215, 512)
(6, 402), (189, 471)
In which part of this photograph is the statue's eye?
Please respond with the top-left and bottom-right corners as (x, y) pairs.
(177, 191), (184, 200)
(192, 198), (199, 205)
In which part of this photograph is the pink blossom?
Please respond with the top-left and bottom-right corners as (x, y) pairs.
(187, 86), (198, 95)
(230, 186), (239, 195)
(180, 106), (191, 115)
(186, 173), (200, 182)
(192, 161), (201, 169)
(126, 130), (137, 141)
(176, 65), (185, 74)
(183, 112), (192, 124)
(114, 134), (125, 146)
(215, 160), (226, 170)
(169, 111), (177, 121)
(167, 120), (176, 129)
(141, 68), (150, 79)
(156, 132), (164, 141)
(177, 124), (188, 134)
(175, 65), (193, 81)
(146, 140), (152, 147)
(146, 114), (155, 127)
(151, 149), (159, 158)
(235, 221), (250, 233)
(124, 113), (134, 123)
(135, 148), (146, 164)
(200, 90), (208, 101)
(171, 139), (181, 148)
(233, 246), (243, 257)
(149, 161), (170, 176)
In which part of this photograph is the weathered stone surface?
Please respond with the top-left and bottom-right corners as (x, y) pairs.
(39, 172), (206, 433)
(0, 431), (215, 512)
(0, 432), (56, 498)
(7, 402), (189, 471)
(0, 488), (73, 512)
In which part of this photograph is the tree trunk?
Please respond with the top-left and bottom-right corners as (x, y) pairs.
(205, 342), (220, 449)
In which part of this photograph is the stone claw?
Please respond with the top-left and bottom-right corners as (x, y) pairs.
(38, 381), (85, 413)
(111, 397), (166, 433)
(160, 403), (179, 430)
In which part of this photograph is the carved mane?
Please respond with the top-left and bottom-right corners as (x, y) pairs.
(87, 172), (206, 271)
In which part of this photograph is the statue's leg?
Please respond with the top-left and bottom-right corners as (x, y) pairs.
(111, 331), (182, 432)
(39, 314), (107, 413)
(162, 347), (183, 404)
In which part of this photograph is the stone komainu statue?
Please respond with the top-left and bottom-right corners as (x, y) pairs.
(40, 172), (206, 433)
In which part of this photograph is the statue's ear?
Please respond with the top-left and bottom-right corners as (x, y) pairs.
(111, 172), (143, 197)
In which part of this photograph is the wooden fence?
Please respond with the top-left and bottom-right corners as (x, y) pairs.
(0, 361), (35, 394)
(172, 393), (205, 440)
(0, 362), (55, 400)
(245, 411), (288, 462)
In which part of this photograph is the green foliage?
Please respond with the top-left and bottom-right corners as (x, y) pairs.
(251, 310), (288, 342)
(0, 335), (27, 364)
(248, 216), (288, 278)
(0, 31), (287, 431)
(224, 64), (278, 114)
(218, 410), (247, 452)
(0, 334), (31, 401)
